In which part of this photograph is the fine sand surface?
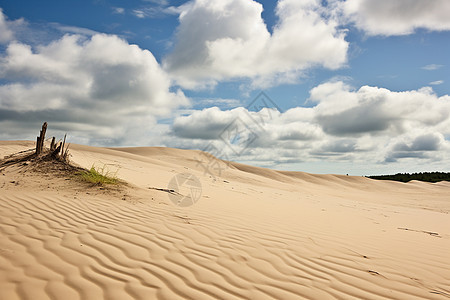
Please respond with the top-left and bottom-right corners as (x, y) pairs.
(1, 141), (449, 300)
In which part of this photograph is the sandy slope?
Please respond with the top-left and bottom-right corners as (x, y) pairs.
(1, 141), (449, 300)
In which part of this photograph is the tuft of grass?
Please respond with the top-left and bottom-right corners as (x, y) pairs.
(79, 164), (118, 185)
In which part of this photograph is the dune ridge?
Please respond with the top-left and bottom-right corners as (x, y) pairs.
(1, 141), (449, 299)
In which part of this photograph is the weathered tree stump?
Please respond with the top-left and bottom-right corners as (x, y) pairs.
(34, 122), (69, 161)
(51, 142), (62, 158)
(61, 134), (66, 156)
(36, 122), (47, 155)
(50, 137), (56, 152)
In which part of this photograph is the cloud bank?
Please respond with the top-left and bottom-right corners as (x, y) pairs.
(169, 81), (450, 166)
(340, 0), (450, 35)
(164, 0), (348, 89)
(0, 8), (24, 44)
(0, 33), (188, 144)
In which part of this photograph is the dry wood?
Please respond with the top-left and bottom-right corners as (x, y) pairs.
(33, 122), (69, 161)
(36, 122), (48, 155)
(61, 134), (66, 156)
(62, 143), (70, 160)
(50, 137), (56, 152)
(51, 142), (62, 157)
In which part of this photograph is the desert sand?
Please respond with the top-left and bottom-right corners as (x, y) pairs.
(0, 140), (449, 300)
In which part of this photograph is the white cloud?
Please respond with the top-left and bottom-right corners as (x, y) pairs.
(164, 0), (348, 89)
(133, 9), (146, 18)
(168, 82), (450, 167)
(172, 107), (242, 139)
(195, 98), (242, 109)
(430, 80), (444, 85)
(113, 7), (125, 14)
(340, 0), (450, 36)
(385, 132), (446, 162)
(131, 3), (183, 19)
(422, 64), (443, 71)
(0, 8), (24, 44)
(311, 82), (450, 136)
(0, 9), (13, 43)
(52, 24), (99, 36)
(0, 34), (189, 145)
(143, 0), (169, 5)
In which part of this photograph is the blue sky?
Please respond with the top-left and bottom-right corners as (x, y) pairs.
(1, 0), (450, 175)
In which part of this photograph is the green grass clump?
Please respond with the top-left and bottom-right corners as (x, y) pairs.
(79, 164), (118, 185)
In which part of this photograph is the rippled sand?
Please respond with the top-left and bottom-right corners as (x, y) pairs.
(1, 141), (449, 299)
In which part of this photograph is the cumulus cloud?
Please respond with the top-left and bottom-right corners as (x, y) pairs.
(0, 8), (24, 44)
(385, 132), (445, 162)
(164, 0), (348, 89)
(311, 81), (450, 136)
(172, 107), (241, 139)
(393, 133), (443, 152)
(0, 34), (188, 144)
(339, 0), (450, 36)
(168, 82), (450, 167)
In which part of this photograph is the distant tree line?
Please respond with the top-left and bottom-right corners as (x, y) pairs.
(368, 172), (450, 183)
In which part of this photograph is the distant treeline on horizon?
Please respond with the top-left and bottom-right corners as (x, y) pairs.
(368, 172), (450, 183)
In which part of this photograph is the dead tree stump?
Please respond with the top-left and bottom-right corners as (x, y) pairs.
(50, 137), (56, 152)
(36, 122), (47, 155)
(51, 142), (62, 158)
(34, 122), (69, 161)
(61, 134), (66, 156)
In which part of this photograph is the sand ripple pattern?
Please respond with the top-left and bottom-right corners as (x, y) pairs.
(1, 192), (450, 300)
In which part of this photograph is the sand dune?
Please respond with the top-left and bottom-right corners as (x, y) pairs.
(1, 141), (450, 299)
